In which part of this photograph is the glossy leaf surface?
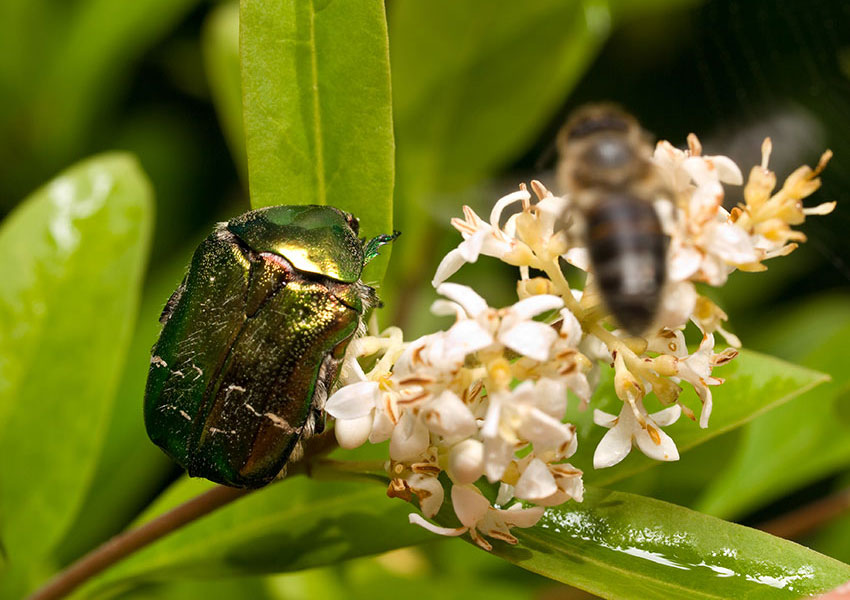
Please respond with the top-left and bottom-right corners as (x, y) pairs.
(0, 154), (152, 595)
(240, 0), (394, 282)
(495, 487), (850, 599)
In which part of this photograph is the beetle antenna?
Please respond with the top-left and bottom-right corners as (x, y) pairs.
(364, 231), (401, 264)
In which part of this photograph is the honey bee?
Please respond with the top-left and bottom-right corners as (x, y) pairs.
(556, 104), (669, 336)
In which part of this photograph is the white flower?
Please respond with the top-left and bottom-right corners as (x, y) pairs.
(327, 328), (413, 448)
(409, 484), (545, 551)
(674, 333), (724, 428)
(514, 458), (557, 501)
(390, 411), (431, 461)
(432, 189), (536, 286)
(326, 376), (398, 446)
(653, 136), (773, 286)
(480, 379), (575, 481)
(421, 389), (477, 441)
(593, 400), (682, 468)
(406, 474), (444, 518)
(537, 463), (584, 506)
(436, 283), (563, 362)
(325, 126), (834, 547)
(653, 137), (742, 200)
(432, 181), (579, 287)
(513, 181), (572, 262)
(447, 439), (485, 484)
(325, 360), (386, 449)
(646, 328), (688, 358)
(514, 455), (584, 507)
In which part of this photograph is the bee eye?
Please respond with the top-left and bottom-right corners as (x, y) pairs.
(567, 114), (630, 140)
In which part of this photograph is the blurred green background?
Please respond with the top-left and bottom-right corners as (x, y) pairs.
(1, 0), (849, 598)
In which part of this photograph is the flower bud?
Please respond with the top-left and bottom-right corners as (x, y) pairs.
(334, 414), (373, 449)
(448, 439), (484, 485)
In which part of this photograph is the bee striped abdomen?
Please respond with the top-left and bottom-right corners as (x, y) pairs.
(585, 191), (667, 335)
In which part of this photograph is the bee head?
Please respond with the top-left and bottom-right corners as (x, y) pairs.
(561, 104), (635, 142)
(557, 104), (653, 190)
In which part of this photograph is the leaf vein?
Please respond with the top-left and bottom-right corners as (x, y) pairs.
(308, 0), (326, 205)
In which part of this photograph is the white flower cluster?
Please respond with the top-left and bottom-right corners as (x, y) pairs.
(325, 135), (833, 550)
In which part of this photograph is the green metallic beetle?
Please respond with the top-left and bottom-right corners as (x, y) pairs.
(144, 205), (397, 488)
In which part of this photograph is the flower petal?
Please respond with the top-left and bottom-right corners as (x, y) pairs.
(559, 309), (583, 345)
(444, 319), (495, 362)
(430, 299), (464, 318)
(432, 248), (466, 288)
(697, 386), (714, 429)
(325, 381), (379, 419)
(510, 294), (564, 320)
(423, 390), (477, 439)
(514, 458), (558, 501)
(436, 282), (489, 317)
(650, 404), (682, 427)
(683, 156), (722, 186)
(368, 405), (395, 443)
(710, 155), (744, 185)
(500, 320), (557, 361)
(452, 484), (490, 528)
(496, 482), (515, 506)
(408, 474), (445, 518)
(389, 412), (430, 461)
(448, 439), (484, 485)
(656, 281), (697, 330)
(701, 222), (758, 265)
(489, 189), (530, 229)
(498, 504), (546, 528)
(592, 408), (617, 428)
(408, 513), (466, 537)
(593, 415), (633, 469)
(458, 229), (487, 262)
(333, 414), (373, 449)
(668, 246), (702, 282)
(634, 421), (680, 462)
(517, 407), (573, 451)
(528, 377), (568, 420)
(563, 247), (590, 271)
(483, 434), (514, 482)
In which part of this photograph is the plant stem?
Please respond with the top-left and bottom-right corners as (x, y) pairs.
(758, 487), (850, 540)
(27, 431), (340, 600)
(27, 485), (251, 600)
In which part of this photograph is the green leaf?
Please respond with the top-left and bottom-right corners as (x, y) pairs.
(111, 575), (279, 600)
(696, 295), (850, 519)
(273, 541), (547, 600)
(51, 253), (195, 565)
(240, 0), (394, 282)
(486, 487), (850, 599)
(135, 539), (550, 600)
(80, 475), (433, 597)
(0, 154), (153, 594)
(569, 349), (828, 487)
(203, 2), (247, 183)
